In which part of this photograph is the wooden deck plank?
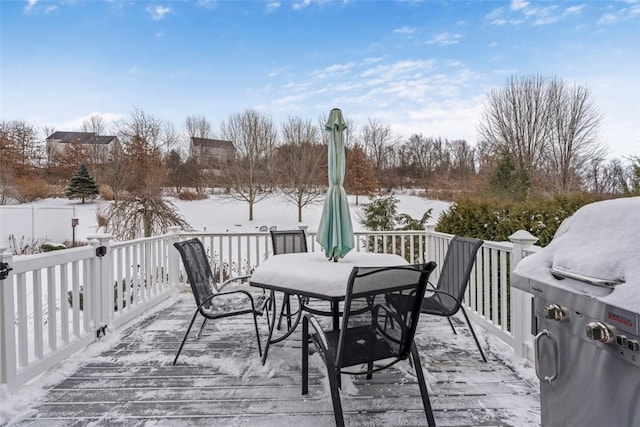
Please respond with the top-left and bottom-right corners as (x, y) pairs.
(10, 293), (541, 426)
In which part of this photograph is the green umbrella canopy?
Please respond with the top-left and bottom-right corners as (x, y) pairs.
(316, 108), (355, 261)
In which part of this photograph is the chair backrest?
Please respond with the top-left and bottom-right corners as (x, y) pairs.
(336, 262), (437, 368)
(174, 238), (219, 309)
(270, 229), (308, 255)
(433, 236), (484, 315)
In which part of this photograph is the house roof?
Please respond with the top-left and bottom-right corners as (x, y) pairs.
(47, 131), (117, 145)
(191, 137), (234, 150)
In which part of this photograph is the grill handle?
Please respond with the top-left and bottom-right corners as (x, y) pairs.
(534, 329), (559, 384)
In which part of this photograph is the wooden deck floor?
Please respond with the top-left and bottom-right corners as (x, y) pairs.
(9, 292), (541, 426)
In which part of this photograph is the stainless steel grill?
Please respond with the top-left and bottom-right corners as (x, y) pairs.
(513, 197), (640, 427)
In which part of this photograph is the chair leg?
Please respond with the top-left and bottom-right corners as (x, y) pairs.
(302, 317), (309, 395)
(366, 361), (374, 380)
(196, 318), (208, 339)
(446, 316), (457, 334)
(460, 307), (487, 363)
(277, 293), (290, 330)
(410, 343), (436, 427)
(173, 309), (200, 366)
(252, 312), (263, 357)
(327, 364), (345, 427)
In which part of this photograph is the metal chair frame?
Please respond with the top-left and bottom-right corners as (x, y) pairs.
(302, 262), (438, 427)
(173, 238), (266, 365)
(423, 235), (487, 362)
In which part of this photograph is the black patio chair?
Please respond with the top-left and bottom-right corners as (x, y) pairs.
(422, 236), (487, 362)
(270, 229), (308, 329)
(173, 238), (267, 365)
(302, 262), (438, 427)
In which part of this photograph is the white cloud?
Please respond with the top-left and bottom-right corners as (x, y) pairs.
(426, 32), (462, 46)
(147, 5), (172, 21)
(24, 0), (37, 14)
(565, 5), (585, 15)
(486, 7), (507, 25)
(292, 0), (312, 11)
(531, 6), (561, 25)
(196, 0), (217, 9)
(266, 2), (281, 13)
(24, 0), (57, 15)
(393, 26), (416, 35)
(510, 0), (529, 11)
(310, 62), (355, 79)
(598, 13), (617, 25)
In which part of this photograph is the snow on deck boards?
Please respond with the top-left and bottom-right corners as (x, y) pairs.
(10, 293), (541, 426)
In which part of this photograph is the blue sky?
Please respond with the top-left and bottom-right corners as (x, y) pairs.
(1, 0), (639, 158)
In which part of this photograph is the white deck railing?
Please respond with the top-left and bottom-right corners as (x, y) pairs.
(0, 227), (538, 392)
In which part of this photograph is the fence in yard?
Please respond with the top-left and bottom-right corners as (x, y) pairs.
(0, 227), (538, 392)
(0, 205), (77, 249)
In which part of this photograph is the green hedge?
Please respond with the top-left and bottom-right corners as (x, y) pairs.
(436, 194), (606, 247)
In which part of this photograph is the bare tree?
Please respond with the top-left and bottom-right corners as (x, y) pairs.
(544, 78), (605, 194)
(81, 115), (106, 135)
(447, 139), (476, 180)
(478, 75), (550, 196)
(1, 120), (41, 174)
(162, 121), (181, 154)
(0, 122), (17, 204)
(184, 115), (214, 139)
(402, 134), (443, 190)
(115, 107), (164, 151)
(220, 109), (276, 221)
(361, 117), (394, 182)
(104, 109), (187, 237)
(276, 116), (325, 222)
(42, 125), (57, 169)
(102, 141), (133, 205)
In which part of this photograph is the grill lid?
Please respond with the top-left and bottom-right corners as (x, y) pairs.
(514, 197), (640, 311)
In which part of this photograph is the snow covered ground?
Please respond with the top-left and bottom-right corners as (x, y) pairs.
(21, 191), (452, 242)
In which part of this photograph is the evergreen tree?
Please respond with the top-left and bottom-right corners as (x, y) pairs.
(489, 151), (530, 201)
(66, 164), (99, 203)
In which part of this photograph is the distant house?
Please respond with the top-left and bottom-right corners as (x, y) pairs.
(190, 137), (235, 165)
(46, 131), (119, 164)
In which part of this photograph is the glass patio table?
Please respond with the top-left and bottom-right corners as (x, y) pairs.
(250, 251), (408, 364)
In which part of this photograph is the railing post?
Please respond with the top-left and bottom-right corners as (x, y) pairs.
(0, 246), (17, 391)
(509, 230), (539, 360)
(424, 224), (436, 262)
(88, 234), (113, 338)
(168, 227), (182, 288)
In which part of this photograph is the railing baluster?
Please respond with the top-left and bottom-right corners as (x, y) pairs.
(60, 263), (69, 344)
(47, 266), (57, 352)
(72, 260), (80, 337)
(17, 272), (28, 367)
(33, 270), (43, 360)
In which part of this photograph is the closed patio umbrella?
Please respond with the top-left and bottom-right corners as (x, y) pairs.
(316, 108), (355, 261)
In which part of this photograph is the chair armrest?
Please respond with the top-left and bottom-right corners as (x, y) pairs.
(304, 314), (330, 353)
(198, 288), (256, 312)
(219, 275), (251, 291)
(423, 288), (461, 313)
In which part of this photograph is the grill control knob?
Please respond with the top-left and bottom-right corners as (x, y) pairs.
(616, 335), (628, 347)
(628, 340), (640, 352)
(543, 304), (567, 321)
(586, 322), (614, 344)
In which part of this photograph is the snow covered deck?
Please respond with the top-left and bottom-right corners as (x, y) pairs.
(6, 292), (541, 426)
